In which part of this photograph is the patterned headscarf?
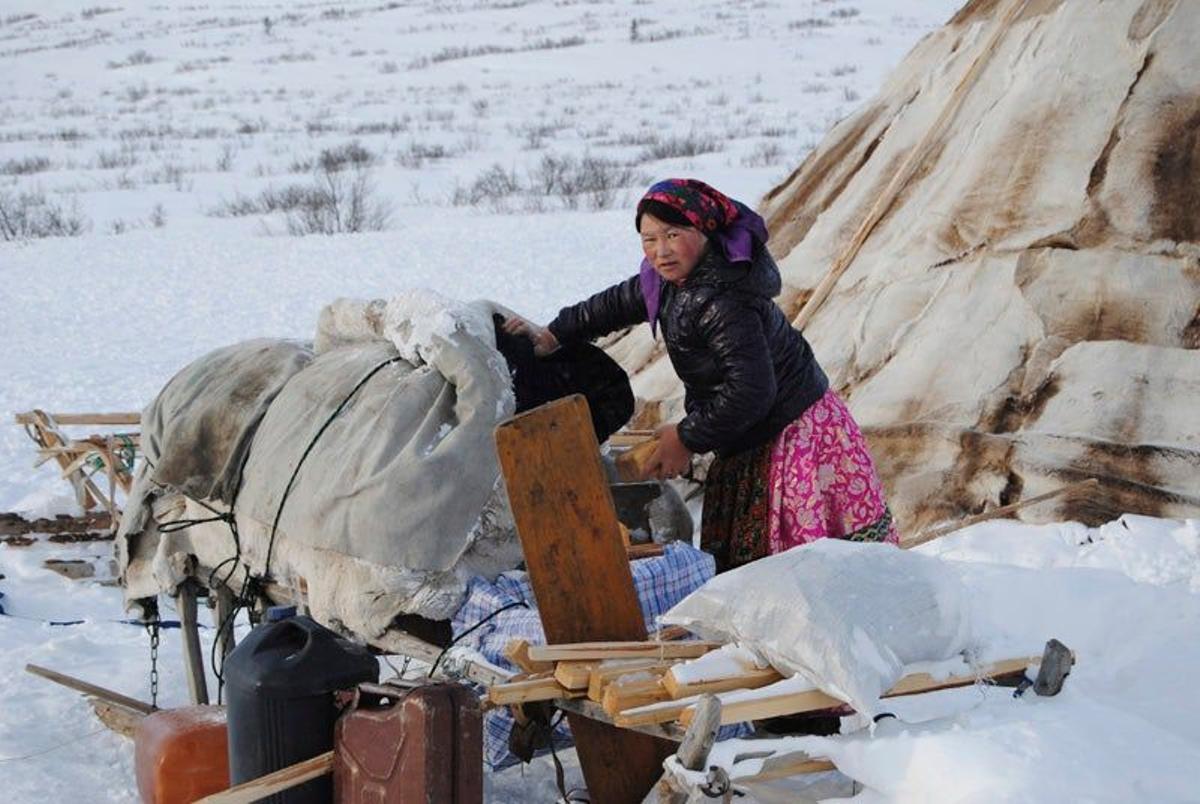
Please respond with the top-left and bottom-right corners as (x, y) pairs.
(635, 178), (770, 336)
(636, 178), (740, 234)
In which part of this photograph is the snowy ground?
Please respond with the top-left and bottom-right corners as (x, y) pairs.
(10, 2), (1194, 803)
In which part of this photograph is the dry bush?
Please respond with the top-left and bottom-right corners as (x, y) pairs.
(0, 156), (52, 175)
(0, 190), (88, 241)
(284, 162), (391, 235)
(637, 132), (721, 161)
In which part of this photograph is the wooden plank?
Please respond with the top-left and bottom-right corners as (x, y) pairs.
(627, 542), (666, 560)
(554, 661), (596, 691)
(495, 395), (674, 804)
(663, 665), (783, 700)
(602, 673), (670, 716)
(25, 663), (155, 715)
(504, 639), (554, 675)
(614, 697), (697, 728)
(615, 438), (659, 482)
(489, 673), (584, 705)
(196, 751), (332, 804)
(553, 697), (685, 743)
(527, 641), (720, 662)
(588, 660), (674, 702)
(14, 412), (141, 426)
(679, 656), (1038, 727)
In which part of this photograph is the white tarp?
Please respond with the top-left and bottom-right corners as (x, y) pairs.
(662, 539), (972, 718)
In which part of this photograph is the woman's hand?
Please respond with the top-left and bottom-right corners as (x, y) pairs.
(647, 424), (693, 480)
(502, 315), (560, 357)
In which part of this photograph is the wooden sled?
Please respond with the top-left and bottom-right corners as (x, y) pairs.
(13, 410), (140, 528)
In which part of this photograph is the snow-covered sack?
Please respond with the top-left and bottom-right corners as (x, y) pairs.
(662, 539), (971, 717)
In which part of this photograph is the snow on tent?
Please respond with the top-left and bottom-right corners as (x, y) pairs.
(606, 0), (1200, 536)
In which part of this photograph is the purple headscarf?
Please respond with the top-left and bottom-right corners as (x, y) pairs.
(636, 179), (769, 336)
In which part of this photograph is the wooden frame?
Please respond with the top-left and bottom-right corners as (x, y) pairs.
(14, 410), (140, 528)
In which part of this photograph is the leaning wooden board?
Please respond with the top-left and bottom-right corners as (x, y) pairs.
(495, 395), (675, 804)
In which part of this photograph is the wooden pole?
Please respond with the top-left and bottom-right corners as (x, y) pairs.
(14, 412), (141, 426)
(212, 584), (237, 667)
(195, 751), (333, 804)
(793, 0), (1031, 331)
(904, 478), (1099, 549)
(178, 581), (210, 706)
(25, 663), (155, 715)
(495, 395), (676, 804)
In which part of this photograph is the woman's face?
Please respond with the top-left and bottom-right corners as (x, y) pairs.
(639, 213), (708, 285)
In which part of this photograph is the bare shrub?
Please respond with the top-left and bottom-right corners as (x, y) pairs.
(351, 119), (407, 136)
(0, 190), (88, 241)
(525, 36), (585, 51)
(830, 63), (859, 77)
(789, 17), (832, 30)
(81, 7), (120, 19)
(210, 182), (318, 217)
(450, 164), (521, 211)
(317, 142), (375, 171)
(530, 153), (648, 211)
(95, 147), (139, 169)
(830, 7), (861, 19)
(149, 203), (167, 228)
(215, 143), (237, 171)
(637, 132), (721, 161)
(395, 142), (450, 169)
(284, 162), (392, 235)
(1, 156), (52, 175)
(107, 49), (156, 69)
(741, 141), (784, 168)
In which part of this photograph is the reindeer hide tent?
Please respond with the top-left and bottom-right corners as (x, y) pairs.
(608, 0), (1200, 534)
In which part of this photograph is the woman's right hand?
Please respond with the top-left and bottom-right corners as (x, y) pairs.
(502, 315), (560, 357)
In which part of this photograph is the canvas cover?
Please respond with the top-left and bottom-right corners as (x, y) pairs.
(118, 292), (526, 634)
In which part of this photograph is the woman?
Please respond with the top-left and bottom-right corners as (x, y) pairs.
(505, 178), (897, 570)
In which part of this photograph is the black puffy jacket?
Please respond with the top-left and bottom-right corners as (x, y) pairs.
(548, 244), (828, 457)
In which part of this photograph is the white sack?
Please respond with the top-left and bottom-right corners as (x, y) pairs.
(662, 539), (972, 717)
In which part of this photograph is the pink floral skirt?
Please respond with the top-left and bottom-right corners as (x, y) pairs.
(701, 390), (896, 571)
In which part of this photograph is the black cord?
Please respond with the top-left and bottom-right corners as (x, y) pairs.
(428, 599), (528, 678)
(263, 357), (402, 578)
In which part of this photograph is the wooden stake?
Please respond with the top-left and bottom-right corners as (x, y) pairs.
(178, 581), (209, 706)
(678, 655), (1037, 727)
(904, 478), (1100, 548)
(25, 663), (155, 714)
(195, 751), (333, 804)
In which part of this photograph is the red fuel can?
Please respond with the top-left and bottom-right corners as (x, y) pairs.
(334, 681), (482, 804)
(135, 705), (230, 804)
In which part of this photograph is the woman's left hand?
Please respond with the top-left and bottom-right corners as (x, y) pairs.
(648, 424), (693, 479)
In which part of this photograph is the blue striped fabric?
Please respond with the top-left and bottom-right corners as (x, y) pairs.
(451, 541), (723, 770)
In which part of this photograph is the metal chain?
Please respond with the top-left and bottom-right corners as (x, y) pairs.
(146, 612), (160, 709)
